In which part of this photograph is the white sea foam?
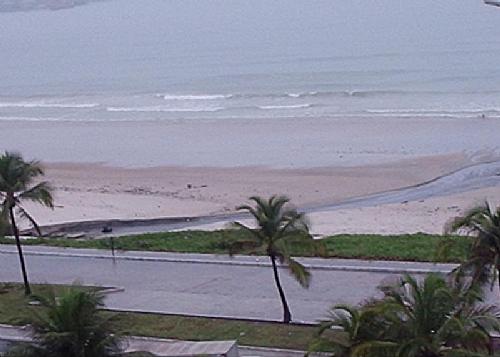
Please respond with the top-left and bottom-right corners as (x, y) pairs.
(366, 108), (500, 114)
(285, 90), (406, 98)
(346, 113), (500, 119)
(286, 91), (318, 98)
(0, 116), (138, 122)
(0, 102), (99, 109)
(160, 94), (231, 100)
(0, 116), (64, 121)
(258, 104), (312, 110)
(107, 106), (224, 112)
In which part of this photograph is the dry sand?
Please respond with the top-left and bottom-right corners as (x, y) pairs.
(308, 186), (500, 235)
(21, 152), (500, 235)
(177, 186), (500, 236)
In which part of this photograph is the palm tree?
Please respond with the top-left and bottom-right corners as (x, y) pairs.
(229, 195), (325, 323)
(443, 202), (500, 293)
(0, 211), (9, 236)
(0, 152), (54, 295)
(311, 274), (500, 357)
(379, 274), (498, 357)
(6, 287), (121, 357)
(308, 304), (392, 357)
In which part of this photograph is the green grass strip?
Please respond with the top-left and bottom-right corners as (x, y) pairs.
(0, 283), (317, 350)
(0, 230), (470, 262)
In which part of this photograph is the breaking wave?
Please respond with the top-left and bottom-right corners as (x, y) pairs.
(258, 104), (313, 110)
(159, 94), (232, 100)
(366, 108), (500, 115)
(0, 102), (99, 109)
(107, 106), (225, 113)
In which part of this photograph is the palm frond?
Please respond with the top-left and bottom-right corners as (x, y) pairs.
(230, 221), (262, 240)
(436, 236), (466, 262)
(276, 211), (309, 238)
(351, 340), (397, 357)
(227, 239), (263, 256)
(312, 272), (498, 357)
(17, 181), (54, 208)
(227, 222), (265, 255)
(445, 202), (490, 235)
(25, 286), (120, 357)
(17, 206), (42, 236)
(285, 257), (311, 288)
(236, 204), (261, 222)
(443, 201), (500, 295)
(0, 201), (10, 236)
(4, 344), (48, 357)
(323, 304), (360, 336)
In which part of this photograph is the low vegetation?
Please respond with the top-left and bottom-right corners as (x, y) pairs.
(443, 201), (500, 293)
(0, 283), (318, 351)
(309, 274), (500, 357)
(5, 286), (120, 357)
(0, 231), (470, 262)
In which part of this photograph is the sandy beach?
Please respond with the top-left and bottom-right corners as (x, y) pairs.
(1, 111), (498, 236)
(3, 114), (500, 236)
(19, 152), (499, 235)
(1, 0), (500, 237)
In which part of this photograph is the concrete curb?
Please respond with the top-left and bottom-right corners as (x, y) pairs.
(240, 345), (330, 357)
(0, 248), (455, 274)
(100, 286), (126, 295)
(104, 306), (318, 326)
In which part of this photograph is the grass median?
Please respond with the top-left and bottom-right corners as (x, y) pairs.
(0, 230), (469, 262)
(0, 283), (318, 350)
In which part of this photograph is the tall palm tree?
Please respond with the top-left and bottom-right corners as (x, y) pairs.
(0, 211), (9, 236)
(443, 202), (500, 293)
(0, 152), (53, 295)
(6, 287), (121, 357)
(229, 195), (325, 323)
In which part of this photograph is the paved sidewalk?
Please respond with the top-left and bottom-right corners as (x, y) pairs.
(0, 324), (326, 357)
(0, 245), (489, 324)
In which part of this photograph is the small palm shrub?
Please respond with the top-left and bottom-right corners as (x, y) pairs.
(310, 274), (500, 357)
(441, 202), (500, 294)
(6, 287), (121, 357)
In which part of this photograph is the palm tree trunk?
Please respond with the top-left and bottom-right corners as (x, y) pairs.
(498, 266), (500, 297)
(270, 255), (292, 323)
(9, 206), (31, 295)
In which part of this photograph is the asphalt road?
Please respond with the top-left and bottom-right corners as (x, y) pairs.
(0, 246), (495, 323)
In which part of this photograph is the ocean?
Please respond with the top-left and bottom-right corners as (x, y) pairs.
(0, 0), (499, 124)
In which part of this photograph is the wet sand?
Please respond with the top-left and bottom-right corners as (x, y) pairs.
(1, 116), (499, 168)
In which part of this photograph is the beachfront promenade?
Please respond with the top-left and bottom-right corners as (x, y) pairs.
(0, 245), (470, 323)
